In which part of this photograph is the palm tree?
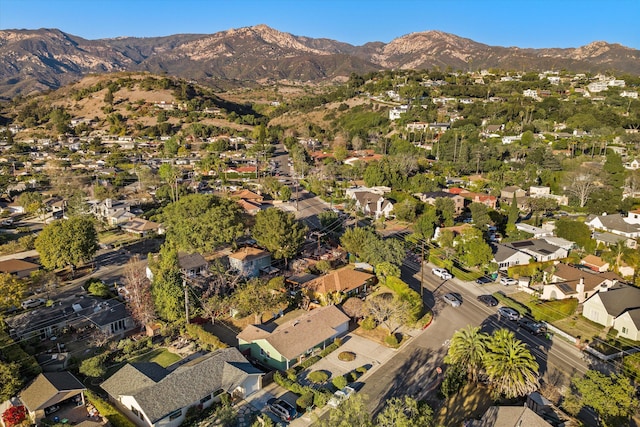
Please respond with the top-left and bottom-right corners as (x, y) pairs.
(445, 325), (488, 383)
(602, 240), (630, 274)
(484, 329), (539, 399)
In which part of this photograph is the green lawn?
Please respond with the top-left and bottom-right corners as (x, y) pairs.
(130, 348), (181, 367)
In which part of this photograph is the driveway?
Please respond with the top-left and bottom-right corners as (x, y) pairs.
(306, 333), (396, 382)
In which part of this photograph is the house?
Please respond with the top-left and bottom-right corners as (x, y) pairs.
(100, 348), (263, 427)
(238, 305), (350, 370)
(5, 296), (134, 341)
(592, 231), (637, 249)
(228, 247), (272, 278)
(389, 105), (409, 120)
(230, 189), (263, 204)
(515, 223), (553, 238)
(500, 186), (526, 200)
(414, 191), (464, 214)
(583, 285), (640, 331)
(581, 254), (610, 272)
(585, 212), (640, 239)
(433, 224), (473, 241)
(0, 258), (39, 278)
(19, 372), (86, 424)
(470, 405), (550, 427)
(612, 309), (640, 341)
(303, 266), (376, 303)
(506, 239), (568, 262)
(350, 191), (394, 219)
(90, 198), (136, 226)
(492, 244), (531, 270)
(528, 185), (569, 206)
(236, 198), (262, 215)
(541, 263), (619, 303)
(178, 252), (208, 278)
(120, 218), (164, 237)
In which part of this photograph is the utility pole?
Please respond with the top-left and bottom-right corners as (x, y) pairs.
(295, 178), (299, 211)
(420, 240), (425, 298)
(183, 279), (190, 324)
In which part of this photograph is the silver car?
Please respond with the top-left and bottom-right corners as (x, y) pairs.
(498, 306), (520, 320)
(442, 293), (462, 307)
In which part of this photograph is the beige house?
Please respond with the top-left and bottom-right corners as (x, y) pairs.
(238, 305), (349, 370)
(19, 372), (86, 424)
(583, 286), (640, 340)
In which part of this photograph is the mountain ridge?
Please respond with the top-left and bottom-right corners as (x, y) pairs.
(1, 25), (638, 99)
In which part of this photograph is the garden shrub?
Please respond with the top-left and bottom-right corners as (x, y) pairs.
(312, 390), (330, 407)
(307, 370), (329, 384)
(384, 334), (399, 347)
(85, 390), (136, 427)
(296, 392), (314, 410)
(337, 351), (356, 362)
(360, 316), (376, 330)
(299, 355), (320, 369)
(439, 364), (466, 398)
(185, 323), (227, 350)
(286, 368), (297, 381)
(356, 365), (368, 374)
(332, 375), (348, 390)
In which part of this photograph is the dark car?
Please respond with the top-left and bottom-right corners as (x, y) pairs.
(518, 317), (547, 335)
(268, 398), (297, 421)
(477, 294), (498, 307)
(476, 276), (494, 285)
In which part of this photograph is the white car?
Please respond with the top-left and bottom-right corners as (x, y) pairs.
(432, 268), (453, 280)
(498, 307), (520, 321)
(21, 298), (46, 309)
(500, 277), (518, 286)
(327, 386), (355, 408)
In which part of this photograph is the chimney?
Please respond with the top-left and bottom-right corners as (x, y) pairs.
(577, 277), (585, 295)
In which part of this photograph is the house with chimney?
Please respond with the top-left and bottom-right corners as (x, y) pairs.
(585, 210), (640, 240)
(540, 263), (620, 303)
(90, 198), (136, 226)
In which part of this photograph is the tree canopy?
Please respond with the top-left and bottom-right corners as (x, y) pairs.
(35, 216), (98, 271)
(252, 208), (307, 264)
(161, 194), (245, 254)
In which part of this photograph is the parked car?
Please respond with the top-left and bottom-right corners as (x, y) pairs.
(21, 298), (46, 309)
(268, 398), (296, 421)
(476, 276), (494, 285)
(499, 277), (518, 286)
(432, 268), (453, 280)
(1, 218), (14, 226)
(442, 293), (462, 307)
(328, 386), (356, 408)
(477, 294), (498, 307)
(518, 317), (547, 335)
(498, 306), (520, 321)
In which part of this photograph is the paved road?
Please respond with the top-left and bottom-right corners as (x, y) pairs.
(357, 261), (590, 417)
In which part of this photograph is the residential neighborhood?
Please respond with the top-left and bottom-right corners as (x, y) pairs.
(0, 59), (639, 427)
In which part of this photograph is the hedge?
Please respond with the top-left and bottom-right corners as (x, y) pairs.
(185, 323), (227, 350)
(85, 390), (136, 427)
(383, 276), (422, 322)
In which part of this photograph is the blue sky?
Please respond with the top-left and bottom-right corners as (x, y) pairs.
(1, 0), (639, 49)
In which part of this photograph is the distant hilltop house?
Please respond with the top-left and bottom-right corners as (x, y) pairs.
(414, 191), (465, 214)
(90, 198), (137, 226)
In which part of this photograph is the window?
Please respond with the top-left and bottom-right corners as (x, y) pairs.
(168, 409), (182, 421)
(622, 327), (628, 334)
(200, 394), (212, 404)
(131, 407), (140, 417)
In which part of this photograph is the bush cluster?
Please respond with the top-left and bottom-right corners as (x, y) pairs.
(337, 351), (356, 362)
(185, 323), (228, 351)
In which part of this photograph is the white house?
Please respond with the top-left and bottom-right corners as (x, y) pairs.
(349, 191), (394, 219)
(585, 212), (640, 239)
(583, 286), (640, 330)
(101, 348), (262, 427)
(389, 105), (409, 120)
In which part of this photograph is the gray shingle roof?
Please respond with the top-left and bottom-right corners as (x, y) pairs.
(594, 285), (640, 317)
(20, 372), (85, 412)
(100, 348), (260, 423)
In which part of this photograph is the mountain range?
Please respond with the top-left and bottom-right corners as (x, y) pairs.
(1, 24), (639, 100)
